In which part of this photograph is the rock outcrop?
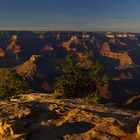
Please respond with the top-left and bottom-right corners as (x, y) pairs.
(62, 36), (77, 52)
(97, 82), (112, 100)
(0, 48), (5, 58)
(15, 55), (41, 80)
(125, 95), (140, 110)
(0, 93), (139, 140)
(100, 42), (134, 69)
(6, 35), (21, 59)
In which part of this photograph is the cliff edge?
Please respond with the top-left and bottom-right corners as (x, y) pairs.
(0, 93), (139, 140)
(100, 42), (134, 69)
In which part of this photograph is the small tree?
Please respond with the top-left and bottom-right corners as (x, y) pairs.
(0, 68), (29, 100)
(56, 54), (109, 98)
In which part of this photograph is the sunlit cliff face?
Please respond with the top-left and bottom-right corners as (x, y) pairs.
(0, 35), (18, 59)
(100, 42), (134, 69)
(11, 35), (18, 41)
(0, 48), (5, 58)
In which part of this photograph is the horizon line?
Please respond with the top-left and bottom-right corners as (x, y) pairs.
(0, 29), (138, 33)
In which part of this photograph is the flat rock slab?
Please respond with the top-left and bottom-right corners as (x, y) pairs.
(0, 93), (139, 140)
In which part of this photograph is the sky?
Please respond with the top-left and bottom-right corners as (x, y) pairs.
(0, 0), (140, 32)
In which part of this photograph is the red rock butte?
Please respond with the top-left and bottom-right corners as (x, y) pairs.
(100, 42), (134, 69)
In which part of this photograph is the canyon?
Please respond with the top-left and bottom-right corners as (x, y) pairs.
(100, 42), (134, 69)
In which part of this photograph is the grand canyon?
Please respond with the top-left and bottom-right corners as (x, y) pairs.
(0, 31), (140, 103)
(1, 31), (140, 140)
(1, 0), (140, 139)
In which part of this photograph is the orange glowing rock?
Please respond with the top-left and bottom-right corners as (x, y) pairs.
(0, 48), (5, 58)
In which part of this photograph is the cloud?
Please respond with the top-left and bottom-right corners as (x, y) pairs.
(0, 18), (140, 32)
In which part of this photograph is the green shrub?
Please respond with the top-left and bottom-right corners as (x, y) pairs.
(0, 68), (29, 100)
(51, 89), (64, 99)
(86, 90), (100, 103)
(56, 54), (109, 99)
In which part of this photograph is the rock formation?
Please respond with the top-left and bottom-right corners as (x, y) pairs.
(0, 93), (139, 140)
(62, 36), (88, 53)
(15, 55), (41, 80)
(41, 45), (54, 53)
(125, 95), (140, 110)
(62, 37), (77, 52)
(97, 82), (112, 100)
(137, 121), (140, 138)
(100, 42), (134, 69)
(6, 35), (21, 59)
(0, 48), (5, 58)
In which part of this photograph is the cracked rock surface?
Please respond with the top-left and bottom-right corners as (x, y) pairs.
(0, 93), (139, 140)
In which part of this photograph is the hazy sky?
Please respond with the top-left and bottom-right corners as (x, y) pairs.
(0, 0), (140, 32)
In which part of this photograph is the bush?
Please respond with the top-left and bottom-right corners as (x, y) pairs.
(51, 89), (64, 99)
(56, 54), (109, 99)
(86, 90), (100, 103)
(0, 68), (29, 100)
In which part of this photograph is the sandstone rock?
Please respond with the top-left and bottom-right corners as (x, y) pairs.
(96, 82), (112, 100)
(137, 121), (140, 137)
(100, 42), (134, 69)
(0, 121), (14, 137)
(125, 95), (140, 110)
(0, 93), (139, 140)
(15, 55), (41, 80)
(48, 104), (58, 111)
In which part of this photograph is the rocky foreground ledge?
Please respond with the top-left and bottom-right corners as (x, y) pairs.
(0, 93), (140, 140)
